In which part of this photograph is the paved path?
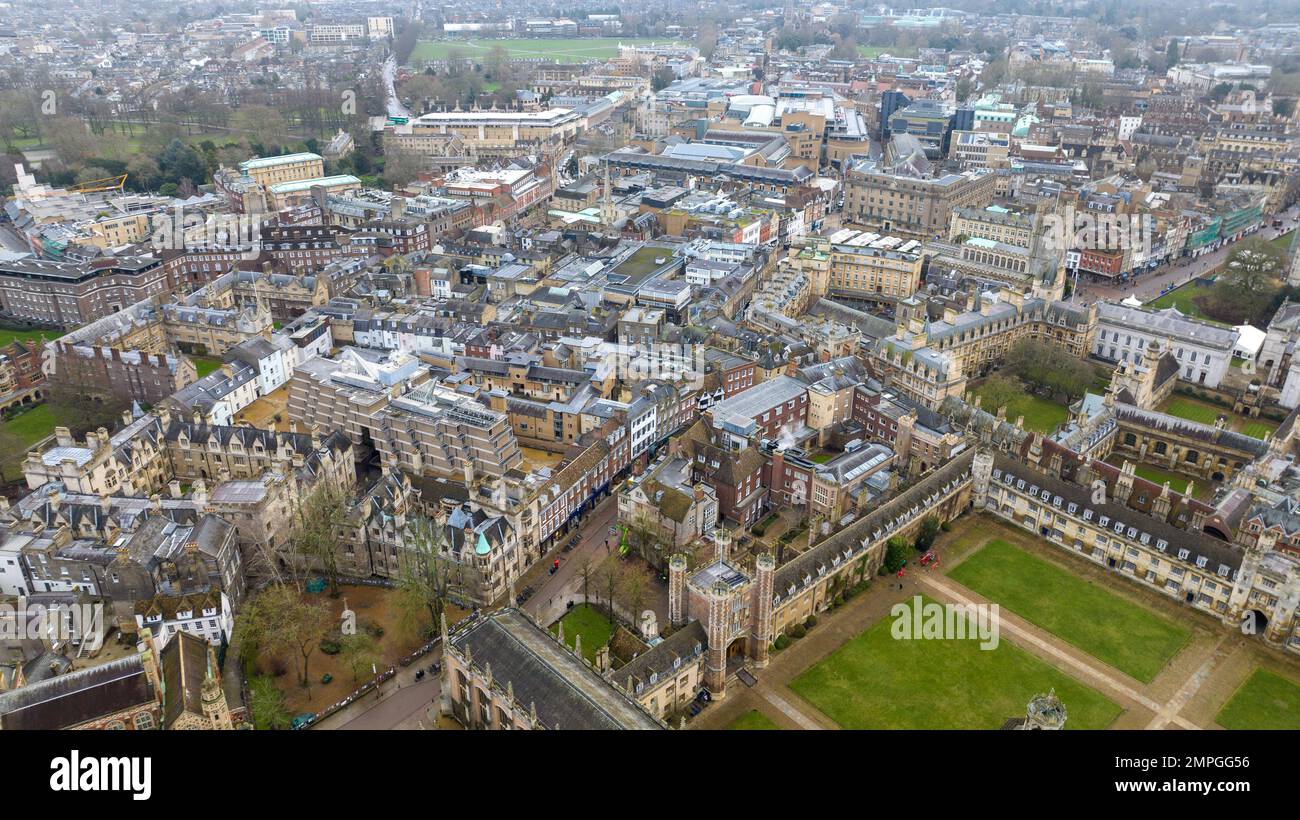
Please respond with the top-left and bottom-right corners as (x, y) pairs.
(1146, 634), (1232, 731)
(916, 572), (1199, 729)
(751, 682), (825, 730)
(311, 648), (442, 730)
(335, 677), (440, 730)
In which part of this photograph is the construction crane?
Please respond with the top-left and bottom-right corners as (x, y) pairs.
(68, 174), (128, 194)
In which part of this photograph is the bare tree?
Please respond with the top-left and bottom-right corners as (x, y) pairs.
(394, 516), (456, 640)
(287, 482), (350, 595)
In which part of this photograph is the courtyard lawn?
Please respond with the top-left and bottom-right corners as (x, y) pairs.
(1240, 419), (1278, 440)
(1113, 460), (1200, 497)
(1160, 397), (1222, 425)
(550, 603), (614, 663)
(190, 355), (224, 378)
(727, 710), (780, 730)
(949, 540), (1191, 683)
(972, 382), (1069, 434)
(788, 597), (1122, 729)
(0, 327), (61, 348)
(1216, 668), (1300, 730)
(0, 404), (76, 481)
(412, 38), (686, 63)
(1146, 280), (1226, 325)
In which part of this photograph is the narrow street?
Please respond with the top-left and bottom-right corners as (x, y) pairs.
(518, 493), (621, 627)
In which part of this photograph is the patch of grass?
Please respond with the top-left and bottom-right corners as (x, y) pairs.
(0, 327), (61, 348)
(949, 540), (1191, 683)
(0, 403), (60, 453)
(1146, 280), (1227, 325)
(789, 596), (1122, 729)
(1216, 668), (1300, 730)
(1240, 420), (1277, 440)
(550, 603), (613, 663)
(412, 38), (686, 63)
(972, 382), (1069, 434)
(728, 709), (780, 730)
(190, 355), (224, 378)
(1160, 397), (1221, 425)
(858, 45), (917, 58)
(1107, 462), (1206, 501)
(810, 453), (833, 464)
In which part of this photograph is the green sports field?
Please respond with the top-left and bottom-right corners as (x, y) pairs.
(949, 540), (1191, 683)
(789, 596), (1122, 729)
(412, 38), (686, 63)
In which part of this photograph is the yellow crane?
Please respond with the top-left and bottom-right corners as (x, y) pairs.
(68, 174), (128, 194)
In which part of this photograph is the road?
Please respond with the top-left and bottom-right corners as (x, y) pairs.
(519, 493), (623, 627)
(382, 55), (411, 119)
(1074, 203), (1299, 306)
(311, 648), (444, 730)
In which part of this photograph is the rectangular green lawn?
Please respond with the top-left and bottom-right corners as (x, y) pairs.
(550, 603), (613, 663)
(0, 327), (61, 348)
(971, 383), (1068, 434)
(1113, 461), (1202, 498)
(1216, 668), (1300, 730)
(949, 540), (1190, 683)
(190, 356), (224, 378)
(789, 597), (1122, 729)
(1239, 420), (1277, 440)
(727, 710), (780, 730)
(1160, 397), (1221, 425)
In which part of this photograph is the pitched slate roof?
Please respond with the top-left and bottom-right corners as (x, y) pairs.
(450, 609), (660, 730)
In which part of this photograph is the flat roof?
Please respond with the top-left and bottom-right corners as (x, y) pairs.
(268, 175), (361, 194)
(239, 152), (323, 171)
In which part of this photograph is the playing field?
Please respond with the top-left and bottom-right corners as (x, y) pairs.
(412, 38), (686, 63)
(788, 597), (1122, 729)
(949, 540), (1191, 683)
(1216, 668), (1300, 730)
